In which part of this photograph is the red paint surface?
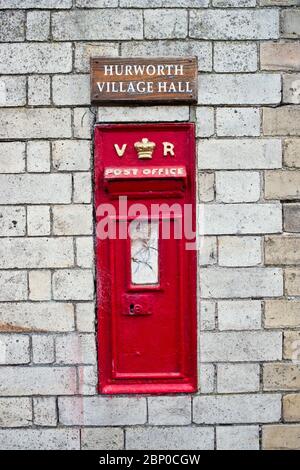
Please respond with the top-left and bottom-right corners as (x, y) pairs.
(94, 123), (197, 394)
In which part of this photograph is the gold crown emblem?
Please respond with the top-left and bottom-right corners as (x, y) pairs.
(134, 137), (156, 159)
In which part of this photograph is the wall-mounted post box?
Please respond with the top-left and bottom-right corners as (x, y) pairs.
(94, 123), (197, 394)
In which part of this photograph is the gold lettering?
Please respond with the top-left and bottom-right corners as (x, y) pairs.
(163, 142), (175, 157)
(114, 143), (127, 157)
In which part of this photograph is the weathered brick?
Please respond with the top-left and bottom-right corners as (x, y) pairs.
(53, 269), (94, 301)
(263, 106), (300, 135)
(0, 335), (30, 365)
(281, 9), (300, 38)
(201, 331), (281, 361)
(52, 10), (143, 40)
(216, 171), (260, 203)
(265, 236), (300, 265)
(263, 425), (300, 450)
(0, 238), (74, 269)
(76, 237), (94, 268)
(33, 397), (57, 427)
(0, 76), (26, 106)
(52, 140), (91, 171)
(0, 429), (79, 450)
(0, 398), (31, 427)
(265, 300), (300, 328)
(120, 0), (209, 5)
(73, 108), (93, 139)
(32, 335), (54, 364)
(0, 108), (71, 139)
(98, 106), (189, 122)
(214, 0), (255, 4)
(284, 138), (300, 167)
(193, 394), (281, 424)
(53, 75), (89, 106)
(0, 142), (25, 173)
(199, 236), (217, 266)
(78, 365), (98, 395)
(261, 0), (299, 4)
(284, 331), (300, 360)
(217, 426), (259, 451)
(199, 173), (214, 202)
(27, 206), (50, 236)
(73, 173), (92, 204)
(265, 170), (300, 200)
(27, 141), (51, 173)
(75, 42), (118, 72)
(0, 207), (25, 237)
(59, 396), (147, 425)
(122, 40), (212, 71)
(201, 267), (283, 298)
(214, 42), (257, 72)
(29, 270), (51, 301)
(0, 43), (72, 74)
(0, 0), (72, 7)
(264, 363), (300, 390)
(217, 364), (260, 393)
(218, 300), (262, 330)
(148, 397), (191, 425)
(0, 271), (27, 301)
(218, 237), (262, 267)
(199, 301), (216, 331)
(283, 394), (300, 422)
(261, 42), (300, 71)
(81, 428), (124, 450)
(199, 364), (215, 393)
(0, 302), (75, 333)
(53, 205), (92, 236)
(190, 10), (279, 40)
(0, 11), (24, 42)
(284, 204), (300, 232)
(283, 73), (300, 104)
(199, 204), (282, 235)
(216, 108), (260, 137)
(125, 426), (214, 450)
(55, 333), (96, 365)
(26, 11), (50, 41)
(0, 174), (71, 204)
(144, 9), (187, 39)
(76, 303), (95, 332)
(198, 139), (282, 169)
(28, 76), (51, 106)
(285, 268), (300, 295)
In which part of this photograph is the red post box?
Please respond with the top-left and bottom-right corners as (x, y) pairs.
(94, 123), (197, 394)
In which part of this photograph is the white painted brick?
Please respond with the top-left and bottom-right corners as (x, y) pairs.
(0, 108), (72, 139)
(0, 207), (25, 237)
(0, 335), (30, 364)
(0, 76), (26, 106)
(217, 425), (259, 450)
(0, 271), (27, 301)
(217, 364), (260, 393)
(0, 0), (72, 7)
(283, 73), (300, 104)
(199, 364), (215, 393)
(144, 9), (187, 39)
(0, 367), (76, 396)
(53, 74), (90, 106)
(73, 108), (93, 139)
(97, 106), (189, 122)
(33, 397), (57, 427)
(0, 142), (25, 173)
(190, 10), (279, 40)
(76, 237), (94, 268)
(216, 108), (260, 137)
(122, 40), (212, 72)
(74, 42), (119, 72)
(27, 206), (50, 236)
(216, 171), (260, 203)
(53, 205), (93, 236)
(73, 173), (92, 204)
(0, 174), (72, 204)
(0, 43), (72, 74)
(200, 203), (282, 235)
(213, 0), (256, 6)
(32, 335), (55, 364)
(0, 10), (24, 41)
(52, 140), (90, 171)
(214, 42), (257, 72)
(201, 267), (283, 298)
(81, 428), (124, 450)
(76, 303), (95, 332)
(120, 0), (209, 5)
(59, 396), (147, 425)
(55, 333), (96, 365)
(196, 107), (214, 137)
(148, 396), (191, 425)
(193, 394), (281, 424)
(26, 11), (50, 41)
(0, 398), (32, 427)
(28, 75), (51, 106)
(199, 301), (216, 330)
(29, 270), (51, 301)
(126, 426), (214, 450)
(27, 141), (50, 173)
(78, 365), (98, 394)
(199, 173), (215, 202)
(77, 0), (118, 5)
(218, 237), (262, 267)
(0, 303), (75, 333)
(199, 236), (217, 266)
(53, 269), (94, 301)
(218, 300), (262, 330)
(0, 238), (74, 269)
(200, 331), (282, 361)
(52, 10), (143, 40)
(0, 429), (79, 450)
(198, 139), (282, 169)
(198, 73), (281, 105)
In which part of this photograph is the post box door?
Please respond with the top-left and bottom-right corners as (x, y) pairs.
(95, 123), (197, 394)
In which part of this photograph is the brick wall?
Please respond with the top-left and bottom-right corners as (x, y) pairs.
(0, 0), (299, 450)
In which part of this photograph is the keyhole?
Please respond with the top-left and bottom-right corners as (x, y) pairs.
(129, 304), (135, 314)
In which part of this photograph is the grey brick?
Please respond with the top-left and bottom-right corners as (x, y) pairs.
(26, 11), (50, 41)
(53, 269), (94, 301)
(55, 333), (96, 365)
(0, 207), (25, 237)
(0, 271), (27, 301)
(0, 398), (32, 427)
(0, 76), (26, 106)
(0, 335), (30, 365)
(148, 396), (191, 425)
(214, 42), (257, 72)
(81, 428), (124, 450)
(0, 11), (24, 42)
(0, 142), (25, 173)
(52, 75), (90, 106)
(0, 0), (72, 7)
(217, 426), (259, 450)
(0, 429), (79, 450)
(144, 9), (187, 39)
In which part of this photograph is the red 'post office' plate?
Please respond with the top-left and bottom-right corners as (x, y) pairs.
(94, 123), (197, 394)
